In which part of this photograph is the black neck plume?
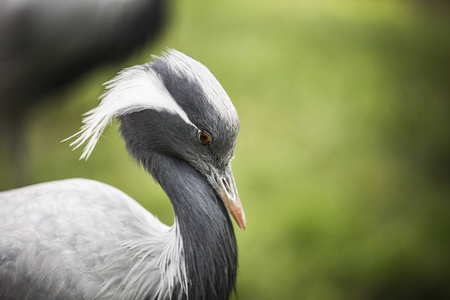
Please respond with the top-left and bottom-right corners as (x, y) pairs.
(146, 153), (238, 300)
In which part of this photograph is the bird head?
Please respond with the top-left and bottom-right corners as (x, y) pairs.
(67, 49), (245, 230)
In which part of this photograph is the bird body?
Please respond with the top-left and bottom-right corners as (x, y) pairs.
(1, 179), (178, 299)
(0, 50), (244, 299)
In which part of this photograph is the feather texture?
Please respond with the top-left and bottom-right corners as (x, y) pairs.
(0, 179), (187, 300)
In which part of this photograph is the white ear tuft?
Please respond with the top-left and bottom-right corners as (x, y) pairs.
(64, 63), (193, 160)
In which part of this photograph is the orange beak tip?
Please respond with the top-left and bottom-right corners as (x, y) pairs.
(228, 201), (246, 231)
(240, 222), (246, 231)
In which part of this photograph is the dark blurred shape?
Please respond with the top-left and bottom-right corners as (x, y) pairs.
(0, 0), (168, 186)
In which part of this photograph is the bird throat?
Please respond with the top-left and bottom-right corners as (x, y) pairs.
(147, 153), (238, 300)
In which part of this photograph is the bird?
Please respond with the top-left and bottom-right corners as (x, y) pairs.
(0, 0), (168, 187)
(0, 49), (245, 300)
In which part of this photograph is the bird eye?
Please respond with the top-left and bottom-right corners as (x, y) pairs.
(198, 130), (212, 144)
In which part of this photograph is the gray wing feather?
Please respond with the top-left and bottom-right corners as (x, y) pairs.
(0, 178), (170, 299)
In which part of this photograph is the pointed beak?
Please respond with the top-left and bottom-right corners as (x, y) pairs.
(208, 165), (246, 231)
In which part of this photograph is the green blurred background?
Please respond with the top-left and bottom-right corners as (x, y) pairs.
(1, 0), (450, 299)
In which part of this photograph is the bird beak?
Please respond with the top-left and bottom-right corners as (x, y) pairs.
(209, 166), (246, 231)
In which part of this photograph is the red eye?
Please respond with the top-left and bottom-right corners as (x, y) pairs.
(198, 131), (211, 144)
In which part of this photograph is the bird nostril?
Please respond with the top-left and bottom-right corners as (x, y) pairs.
(222, 178), (232, 195)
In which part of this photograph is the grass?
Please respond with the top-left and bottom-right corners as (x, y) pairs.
(1, 0), (450, 299)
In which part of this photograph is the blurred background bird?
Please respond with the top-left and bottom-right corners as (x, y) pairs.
(0, 0), (168, 186)
(1, 0), (450, 299)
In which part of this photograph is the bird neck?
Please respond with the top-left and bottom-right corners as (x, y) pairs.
(147, 153), (238, 300)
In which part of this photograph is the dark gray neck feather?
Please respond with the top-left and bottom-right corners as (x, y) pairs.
(145, 152), (238, 300)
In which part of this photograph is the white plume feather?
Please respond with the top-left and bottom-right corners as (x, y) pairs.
(65, 57), (194, 160)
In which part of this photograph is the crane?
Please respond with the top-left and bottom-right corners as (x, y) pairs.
(0, 0), (168, 186)
(0, 49), (245, 300)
